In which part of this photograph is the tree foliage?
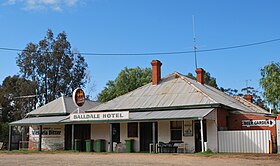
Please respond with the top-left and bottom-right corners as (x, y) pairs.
(98, 67), (152, 102)
(0, 122), (9, 147)
(260, 62), (280, 111)
(16, 29), (88, 104)
(187, 72), (218, 88)
(220, 86), (265, 108)
(0, 75), (36, 122)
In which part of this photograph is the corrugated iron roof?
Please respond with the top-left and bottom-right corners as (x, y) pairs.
(10, 116), (68, 125)
(61, 108), (214, 123)
(129, 108), (214, 121)
(10, 108), (213, 125)
(88, 73), (215, 111)
(28, 96), (101, 116)
(233, 96), (268, 113)
(88, 72), (267, 114)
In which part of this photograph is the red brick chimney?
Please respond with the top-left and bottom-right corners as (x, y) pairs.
(195, 68), (205, 84)
(244, 94), (253, 103)
(151, 60), (162, 85)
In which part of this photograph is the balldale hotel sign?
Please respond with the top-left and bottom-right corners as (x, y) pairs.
(70, 111), (129, 121)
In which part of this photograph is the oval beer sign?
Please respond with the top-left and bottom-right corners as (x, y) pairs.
(73, 88), (85, 107)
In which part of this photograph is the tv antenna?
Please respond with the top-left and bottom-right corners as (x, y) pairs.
(192, 16), (198, 69)
(245, 79), (252, 93)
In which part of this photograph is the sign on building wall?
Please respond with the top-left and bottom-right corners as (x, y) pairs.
(183, 120), (193, 136)
(70, 111), (129, 121)
(29, 125), (64, 150)
(242, 119), (275, 127)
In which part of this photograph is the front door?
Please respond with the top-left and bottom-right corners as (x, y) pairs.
(74, 124), (91, 152)
(64, 125), (72, 150)
(194, 120), (207, 152)
(140, 122), (158, 152)
(112, 123), (120, 143)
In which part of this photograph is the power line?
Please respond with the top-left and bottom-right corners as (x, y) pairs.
(0, 38), (280, 56)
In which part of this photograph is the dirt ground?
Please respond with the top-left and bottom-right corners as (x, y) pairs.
(0, 152), (280, 166)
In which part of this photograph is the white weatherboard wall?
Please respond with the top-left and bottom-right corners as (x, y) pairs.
(91, 123), (140, 152)
(91, 123), (110, 150)
(207, 120), (218, 152)
(120, 123), (139, 152)
(276, 120), (280, 153)
(205, 109), (218, 152)
(218, 130), (271, 153)
(158, 121), (170, 143)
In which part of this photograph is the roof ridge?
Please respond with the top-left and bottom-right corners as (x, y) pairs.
(234, 96), (268, 113)
(61, 96), (67, 114)
(176, 73), (217, 103)
(202, 85), (257, 112)
(174, 72), (257, 112)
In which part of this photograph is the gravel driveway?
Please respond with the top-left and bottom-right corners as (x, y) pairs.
(0, 152), (279, 166)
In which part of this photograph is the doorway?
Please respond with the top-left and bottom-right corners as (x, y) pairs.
(75, 124), (91, 151)
(194, 120), (207, 152)
(64, 125), (72, 150)
(112, 123), (120, 143)
(140, 122), (158, 152)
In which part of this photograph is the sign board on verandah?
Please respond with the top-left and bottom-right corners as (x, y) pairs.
(70, 111), (129, 121)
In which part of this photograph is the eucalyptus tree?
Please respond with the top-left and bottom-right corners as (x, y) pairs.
(17, 29), (88, 104)
(260, 62), (280, 112)
(0, 75), (36, 122)
(98, 67), (152, 102)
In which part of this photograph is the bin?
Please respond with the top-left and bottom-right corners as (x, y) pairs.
(85, 139), (94, 152)
(125, 139), (134, 152)
(95, 139), (106, 152)
(74, 139), (81, 151)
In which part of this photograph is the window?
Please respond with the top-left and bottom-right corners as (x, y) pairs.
(170, 121), (182, 141)
(127, 122), (138, 137)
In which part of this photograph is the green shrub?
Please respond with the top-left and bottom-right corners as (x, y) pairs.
(0, 122), (9, 148)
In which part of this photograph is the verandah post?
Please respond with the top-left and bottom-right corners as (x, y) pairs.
(8, 125), (12, 151)
(71, 124), (75, 150)
(152, 122), (156, 153)
(109, 123), (113, 152)
(200, 119), (204, 152)
(39, 125), (42, 151)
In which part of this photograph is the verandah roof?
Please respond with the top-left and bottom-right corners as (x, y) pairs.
(10, 108), (214, 125)
(9, 116), (69, 126)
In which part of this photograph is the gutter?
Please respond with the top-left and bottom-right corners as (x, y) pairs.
(87, 103), (222, 113)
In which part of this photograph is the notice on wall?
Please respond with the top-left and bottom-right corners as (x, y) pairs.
(183, 120), (193, 136)
(29, 125), (64, 150)
(70, 111), (129, 121)
(242, 119), (275, 127)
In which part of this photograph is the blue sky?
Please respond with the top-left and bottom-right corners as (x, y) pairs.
(0, 0), (279, 100)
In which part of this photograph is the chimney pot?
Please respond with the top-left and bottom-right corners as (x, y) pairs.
(151, 60), (162, 85)
(195, 68), (205, 84)
(244, 95), (253, 103)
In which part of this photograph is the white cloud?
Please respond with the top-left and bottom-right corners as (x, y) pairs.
(4, 0), (82, 11)
(4, 0), (16, 5)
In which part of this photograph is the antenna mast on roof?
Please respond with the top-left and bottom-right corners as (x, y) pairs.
(192, 15), (198, 69)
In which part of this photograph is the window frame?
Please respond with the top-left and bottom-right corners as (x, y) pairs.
(127, 122), (138, 138)
(170, 121), (183, 141)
